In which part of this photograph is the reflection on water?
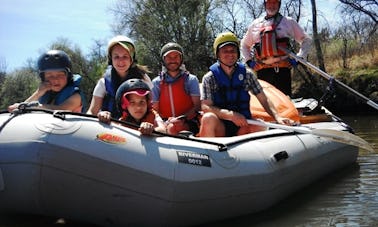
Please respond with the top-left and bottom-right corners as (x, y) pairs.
(1, 114), (377, 226)
(204, 114), (378, 227)
(343, 114), (378, 153)
(205, 162), (378, 227)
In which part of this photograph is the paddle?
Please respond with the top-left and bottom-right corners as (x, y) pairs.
(279, 47), (378, 111)
(247, 119), (374, 152)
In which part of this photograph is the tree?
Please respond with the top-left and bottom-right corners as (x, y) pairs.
(310, 0), (326, 71)
(111, 0), (214, 77)
(281, 0), (303, 22)
(339, 0), (378, 57)
(0, 57), (7, 76)
(0, 68), (39, 110)
(84, 39), (109, 111)
(339, 0), (378, 26)
(242, 0), (265, 20)
(210, 0), (249, 38)
(0, 57), (6, 87)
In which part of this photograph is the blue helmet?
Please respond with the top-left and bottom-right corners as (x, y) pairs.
(37, 50), (72, 81)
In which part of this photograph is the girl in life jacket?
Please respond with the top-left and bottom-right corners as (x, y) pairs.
(98, 78), (166, 135)
(8, 50), (84, 113)
(87, 35), (152, 122)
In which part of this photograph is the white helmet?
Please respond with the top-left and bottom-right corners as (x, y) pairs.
(107, 35), (136, 65)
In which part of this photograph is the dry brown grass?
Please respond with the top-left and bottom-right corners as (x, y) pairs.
(308, 48), (378, 76)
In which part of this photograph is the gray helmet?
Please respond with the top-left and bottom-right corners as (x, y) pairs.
(37, 50), (72, 81)
(160, 42), (184, 61)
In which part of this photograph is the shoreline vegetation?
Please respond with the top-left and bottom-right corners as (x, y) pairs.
(1, 46), (376, 115)
(1, 1), (377, 115)
(292, 48), (378, 114)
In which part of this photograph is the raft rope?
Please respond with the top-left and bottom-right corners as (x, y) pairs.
(0, 104), (301, 151)
(0, 102), (40, 133)
(0, 106), (230, 151)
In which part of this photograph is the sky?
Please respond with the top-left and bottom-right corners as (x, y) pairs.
(0, 0), (340, 73)
(0, 0), (115, 72)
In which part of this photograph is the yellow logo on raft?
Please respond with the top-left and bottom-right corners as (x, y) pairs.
(96, 133), (126, 144)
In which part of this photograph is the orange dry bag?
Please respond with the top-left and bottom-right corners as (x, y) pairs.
(250, 80), (299, 122)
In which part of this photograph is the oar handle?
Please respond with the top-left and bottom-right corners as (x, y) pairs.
(247, 119), (311, 134)
(367, 100), (378, 110)
(280, 47), (378, 111)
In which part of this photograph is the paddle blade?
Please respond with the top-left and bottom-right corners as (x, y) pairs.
(312, 129), (374, 152)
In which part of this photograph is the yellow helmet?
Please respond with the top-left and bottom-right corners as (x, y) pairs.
(213, 32), (240, 57)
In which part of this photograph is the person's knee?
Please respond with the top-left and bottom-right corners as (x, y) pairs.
(167, 121), (188, 135)
(199, 112), (225, 137)
(200, 112), (219, 126)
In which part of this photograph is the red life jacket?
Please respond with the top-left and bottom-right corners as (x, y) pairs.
(119, 109), (157, 125)
(253, 14), (292, 70)
(158, 73), (193, 119)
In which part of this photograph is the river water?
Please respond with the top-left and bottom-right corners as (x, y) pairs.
(207, 113), (378, 227)
(0, 114), (377, 226)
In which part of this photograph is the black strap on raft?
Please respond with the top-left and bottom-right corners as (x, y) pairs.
(319, 77), (336, 107)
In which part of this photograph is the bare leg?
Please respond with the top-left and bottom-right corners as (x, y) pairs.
(199, 112), (225, 137)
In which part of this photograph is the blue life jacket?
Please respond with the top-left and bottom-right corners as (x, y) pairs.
(102, 67), (143, 118)
(39, 74), (85, 112)
(102, 67), (117, 116)
(210, 62), (251, 119)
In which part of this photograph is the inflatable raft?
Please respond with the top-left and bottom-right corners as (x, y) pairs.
(0, 101), (361, 226)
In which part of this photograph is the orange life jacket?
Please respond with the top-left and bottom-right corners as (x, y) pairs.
(253, 14), (292, 71)
(158, 73), (193, 119)
(119, 109), (157, 125)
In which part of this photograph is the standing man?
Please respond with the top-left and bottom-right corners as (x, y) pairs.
(151, 42), (201, 135)
(241, 0), (312, 96)
(200, 32), (293, 137)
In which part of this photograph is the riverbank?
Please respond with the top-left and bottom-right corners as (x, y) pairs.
(292, 64), (377, 114)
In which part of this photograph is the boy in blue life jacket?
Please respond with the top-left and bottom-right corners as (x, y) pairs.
(8, 50), (84, 113)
